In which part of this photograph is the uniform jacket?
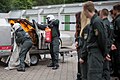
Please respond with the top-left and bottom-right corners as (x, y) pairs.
(103, 18), (114, 50)
(87, 14), (108, 56)
(80, 24), (90, 61)
(36, 19), (60, 39)
(48, 19), (60, 38)
(113, 14), (120, 42)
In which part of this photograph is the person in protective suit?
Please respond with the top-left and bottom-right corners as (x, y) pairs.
(12, 22), (32, 72)
(83, 1), (110, 80)
(112, 4), (120, 79)
(46, 15), (60, 70)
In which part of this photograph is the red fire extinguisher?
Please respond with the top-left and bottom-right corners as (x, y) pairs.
(45, 27), (52, 43)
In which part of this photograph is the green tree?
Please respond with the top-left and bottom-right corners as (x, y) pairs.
(0, 0), (12, 12)
(0, 0), (34, 12)
(34, 0), (88, 6)
(34, 0), (65, 6)
(0, 0), (102, 13)
(11, 0), (34, 10)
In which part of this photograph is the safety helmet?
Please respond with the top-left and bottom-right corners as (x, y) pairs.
(12, 23), (21, 31)
(46, 15), (55, 21)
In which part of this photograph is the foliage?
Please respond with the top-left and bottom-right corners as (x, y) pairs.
(0, 0), (108, 12)
(0, 0), (12, 12)
(0, 0), (34, 12)
(11, 0), (34, 10)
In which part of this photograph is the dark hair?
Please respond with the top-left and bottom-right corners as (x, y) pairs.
(95, 9), (98, 14)
(101, 8), (109, 16)
(95, 9), (100, 16)
(113, 4), (120, 12)
(110, 9), (113, 14)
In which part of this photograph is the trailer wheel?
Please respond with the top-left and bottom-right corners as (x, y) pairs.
(30, 54), (39, 66)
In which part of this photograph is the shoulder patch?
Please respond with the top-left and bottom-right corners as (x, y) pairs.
(84, 34), (88, 39)
(110, 24), (114, 29)
(94, 29), (99, 36)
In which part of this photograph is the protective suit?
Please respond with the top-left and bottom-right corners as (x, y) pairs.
(5, 23), (31, 70)
(46, 15), (60, 70)
(5, 23), (32, 72)
(5, 30), (30, 70)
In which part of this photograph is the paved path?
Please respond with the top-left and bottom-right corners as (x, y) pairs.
(0, 52), (119, 80)
(0, 52), (77, 80)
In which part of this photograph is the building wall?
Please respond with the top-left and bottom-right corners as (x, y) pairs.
(8, 1), (118, 31)
(29, 15), (38, 23)
(70, 14), (76, 31)
(60, 14), (76, 31)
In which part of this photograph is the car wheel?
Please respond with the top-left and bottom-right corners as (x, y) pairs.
(30, 54), (39, 66)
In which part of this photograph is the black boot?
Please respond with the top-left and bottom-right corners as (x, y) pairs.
(76, 73), (82, 80)
(52, 64), (59, 70)
(17, 66), (25, 72)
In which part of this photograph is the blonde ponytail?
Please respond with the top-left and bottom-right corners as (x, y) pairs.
(80, 11), (90, 37)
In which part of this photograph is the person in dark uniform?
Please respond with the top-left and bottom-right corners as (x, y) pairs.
(79, 11), (90, 80)
(32, 15), (60, 70)
(75, 12), (82, 80)
(110, 9), (116, 20)
(46, 15), (60, 70)
(100, 8), (113, 80)
(112, 4), (120, 79)
(100, 9), (114, 51)
(13, 23), (32, 72)
(79, 25), (90, 80)
(83, 1), (110, 80)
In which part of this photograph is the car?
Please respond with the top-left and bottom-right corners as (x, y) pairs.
(7, 19), (75, 65)
(39, 30), (75, 49)
(60, 31), (75, 47)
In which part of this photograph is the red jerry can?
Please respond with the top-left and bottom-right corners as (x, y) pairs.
(45, 27), (52, 43)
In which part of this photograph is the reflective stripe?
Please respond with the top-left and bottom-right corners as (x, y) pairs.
(0, 46), (12, 50)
